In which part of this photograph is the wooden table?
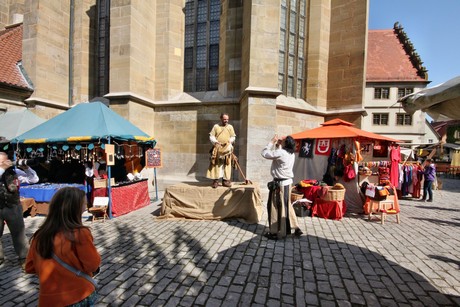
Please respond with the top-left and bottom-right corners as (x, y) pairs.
(92, 179), (150, 217)
(160, 182), (262, 224)
(20, 197), (37, 217)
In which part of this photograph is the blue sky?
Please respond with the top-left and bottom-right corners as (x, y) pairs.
(369, 0), (460, 87)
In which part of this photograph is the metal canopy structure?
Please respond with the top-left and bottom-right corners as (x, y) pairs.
(399, 76), (460, 121)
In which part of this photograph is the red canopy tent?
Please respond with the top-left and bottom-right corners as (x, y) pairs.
(291, 119), (399, 214)
(291, 119), (399, 142)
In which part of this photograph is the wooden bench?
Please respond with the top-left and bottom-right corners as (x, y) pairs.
(88, 197), (109, 222)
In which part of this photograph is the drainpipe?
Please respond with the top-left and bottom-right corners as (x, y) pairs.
(69, 0), (75, 106)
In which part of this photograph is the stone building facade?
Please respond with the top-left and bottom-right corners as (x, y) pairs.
(0, 0), (369, 188)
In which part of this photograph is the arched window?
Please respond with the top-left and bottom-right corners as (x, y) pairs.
(279, 0), (307, 98)
(184, 0), (220, 92)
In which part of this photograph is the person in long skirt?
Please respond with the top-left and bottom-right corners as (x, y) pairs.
(261, 135), (303, 240)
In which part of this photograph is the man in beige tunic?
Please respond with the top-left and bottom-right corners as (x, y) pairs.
(207, 113), (236, 188)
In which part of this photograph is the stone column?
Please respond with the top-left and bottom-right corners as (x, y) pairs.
(108, 1), (156, 134)
(22, 0), (71, 108)
(219, 0), (243, 98)
(110, 1), (155, 97)
(327, 0), (367, 114)
(154, 0), (184, 101)
(305, 0), (331, 110)
(240, 0), (281, 185)
(71, 0), (96, 103)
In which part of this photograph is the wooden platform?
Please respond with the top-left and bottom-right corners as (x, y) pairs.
(160, 182), (262, 224)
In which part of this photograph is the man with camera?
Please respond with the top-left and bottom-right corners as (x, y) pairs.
(0, 152), (29, 267)
(14, 161), (39, 185)
(261, 135), (302, 240)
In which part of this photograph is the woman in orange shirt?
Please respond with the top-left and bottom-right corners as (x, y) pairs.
(25, 187), (101, 306)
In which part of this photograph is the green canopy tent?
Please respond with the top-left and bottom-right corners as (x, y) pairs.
(0, 109), (45, 144)
(12, 101), (155, 144)
(12, 101), (156, 218)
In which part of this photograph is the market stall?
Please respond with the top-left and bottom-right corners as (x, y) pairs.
(0, 109), (45, 144)
(11, 101), (156, 218)
(291, 119), (399, 214)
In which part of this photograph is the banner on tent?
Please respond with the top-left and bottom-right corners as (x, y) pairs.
(299, 139), (314, 158)
(315, 139), (331, 156)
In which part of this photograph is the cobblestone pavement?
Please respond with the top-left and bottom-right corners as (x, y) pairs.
(1, 178), (459, 306)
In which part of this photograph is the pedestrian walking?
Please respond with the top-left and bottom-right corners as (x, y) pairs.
(420, 158), (436, 202)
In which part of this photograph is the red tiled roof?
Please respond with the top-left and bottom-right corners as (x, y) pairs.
(0, 23), (32, 90)
(366, 29), (426, 82)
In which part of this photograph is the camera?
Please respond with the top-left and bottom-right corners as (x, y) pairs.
(13, 159), (38, 167)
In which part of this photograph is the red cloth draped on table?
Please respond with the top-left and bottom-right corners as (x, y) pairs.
(312, 199), (346, 220)
(93, 180), (150, 217)
(298, 184), (347, 220)
(298, 185), (322, 201)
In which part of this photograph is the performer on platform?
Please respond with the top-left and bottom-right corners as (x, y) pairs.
(206, 113), (236, 188)
(261, 135), (303, 240)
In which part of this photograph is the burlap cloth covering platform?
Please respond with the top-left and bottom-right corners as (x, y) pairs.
(159, 182), (262, 224)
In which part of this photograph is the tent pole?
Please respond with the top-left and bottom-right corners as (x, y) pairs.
(154, 167), (158, 201)
(107, 138), (113, 219)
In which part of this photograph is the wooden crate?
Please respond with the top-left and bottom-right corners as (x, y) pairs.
(93, 178), (115, 189)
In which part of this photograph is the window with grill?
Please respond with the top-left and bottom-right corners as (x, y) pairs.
(396, 113), (412, 126)
(373, 113), (389, 125)
(184, 0), (220, 92)
(96, 0), (110, 97)
(278, 0), (307, 98)
(374, 87), (390, 99)
(397, 87), (414, 98)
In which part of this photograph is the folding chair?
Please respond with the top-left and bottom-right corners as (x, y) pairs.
(88, 197), (109, 222)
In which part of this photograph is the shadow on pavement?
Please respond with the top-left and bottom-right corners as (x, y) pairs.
(414, 206), (460, 212)
(429, 255), (460, 270)
(1, 209), (459, 306)
(411, 217), (460, 227)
